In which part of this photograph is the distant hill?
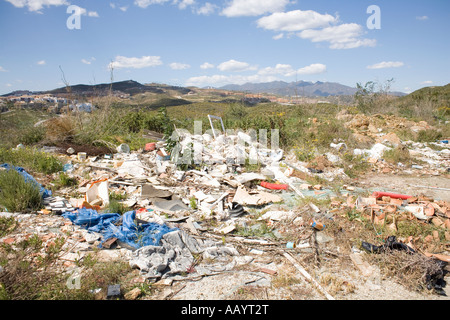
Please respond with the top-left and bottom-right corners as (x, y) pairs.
(405, 83), (450, 103)
(48, 80), (192, 96)
(219, 80), (406, 97)
(1, 80), (192, 97)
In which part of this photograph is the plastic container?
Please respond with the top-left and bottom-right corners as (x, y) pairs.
(145, 142), (156, 151)
(117, 143), (130, 154)
(371, 191), (412, 200)
(310, 219), (325, 231)
(286, 242), (297, 249)
(77, 152), (87, 161)
(260, 181), (288, 190)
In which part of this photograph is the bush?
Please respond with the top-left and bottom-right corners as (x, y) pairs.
(383, 146), (412, 165)
(0, 216), (18, 238)
(52, 172), (77, 190)
(0, 169), (43, 212)
(0, 147), (63, 175)
(416, 129), (442, 143)
(20, 126), (45, 145)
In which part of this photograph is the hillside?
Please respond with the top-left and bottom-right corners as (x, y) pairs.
(48, 80), (192, 96)
(1, 80), (193, 98)
(220, 80), (359, 97)
(219, 80), (407, 97)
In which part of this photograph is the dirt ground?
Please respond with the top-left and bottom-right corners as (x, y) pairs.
(143, 172), (450, 301)
(357, 173), (450, 202)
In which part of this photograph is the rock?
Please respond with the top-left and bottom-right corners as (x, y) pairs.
(368, 124), (379, 133)
(336, 109), (353, 121)
(124, 287), (142, 300)
(352, 133), (374, 146)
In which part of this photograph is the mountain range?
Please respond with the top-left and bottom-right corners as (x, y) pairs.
(2, 79), (408, 98)
(1, 80), (192, 97)
(219, 80), (406, 97)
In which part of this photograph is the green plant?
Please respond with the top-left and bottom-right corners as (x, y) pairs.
(0, 216), (18, 238)
(382, 146), (412, 165)
(339, 153), (370, 179)
(0, 169), (43, 212)
(416, 129), (442, 143)
(104, 199), (130, 215)
(52, 172), (77, 189)
(20, 126), (45, 145)
(189, 197), (197, 210)
(0, 147), (63, 174)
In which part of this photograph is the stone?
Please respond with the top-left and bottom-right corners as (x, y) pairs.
(380, 132), (401, 147)
(124, 287), (142, 300)
(107, 284), (121, 299)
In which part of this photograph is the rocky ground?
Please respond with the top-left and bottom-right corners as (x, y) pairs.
(1, 113), (449, 301)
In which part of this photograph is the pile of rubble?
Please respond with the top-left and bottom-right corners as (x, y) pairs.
(1, 115), (449, 299)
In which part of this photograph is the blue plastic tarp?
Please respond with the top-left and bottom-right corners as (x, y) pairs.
(0, 163), (52, 198)
(62, 208), (178, 249)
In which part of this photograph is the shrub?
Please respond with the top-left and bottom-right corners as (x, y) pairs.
(383, 146), (412, 165)
(0, 216), (18, 238)
(20, 126), (45, 145)
(416, 129), (442, 143)
(0, 147), (63, 175)
(0, 169), (43, 212)
(52, 172), (77, 190)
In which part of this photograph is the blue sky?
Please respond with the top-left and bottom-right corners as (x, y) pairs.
(0, 0), (449, 95)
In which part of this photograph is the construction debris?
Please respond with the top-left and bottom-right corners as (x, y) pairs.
(0, 115), (449, 300)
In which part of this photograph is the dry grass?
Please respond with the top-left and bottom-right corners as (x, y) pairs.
(365, 250), (446, 293)
(43, 116), (75, 143)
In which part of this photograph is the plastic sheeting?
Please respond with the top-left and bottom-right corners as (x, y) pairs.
(0, 163), (52, 198)
(62, 208), (178, 250)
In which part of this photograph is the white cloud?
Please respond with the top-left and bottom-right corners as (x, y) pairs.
(6, 83), (13, 87)
(187, 62), (327, 87)
(258, 63), (326, 76)
(77, 7), (100, 18)
(196, 2), (216, 15)
(298, 23), (376, 49)
(5, 0), (69, 12)
(257, 10), (337, 32)
(221, 0), (290, 17)
(0, 66), (7, 72)
(416, 16), (429, 21)
(81, 57), (95, 65)
(175, 0), (195, 10)
(217, 59), (257, 72)
(169, 62), (191, 70)
(110, 3), (128, 11)
(37, 60), (46, 65)
(134, 0), (170, 8)
(185, 74), (279, 87)
(200, 62), (214, 69)
(296, 63), (327, 75)
(367, 61), (404, 69)
(109, 55), (163, 69)
(258, 63), (294, 76)
(272, 33), (284, 40)
(421, 80), (433, 85)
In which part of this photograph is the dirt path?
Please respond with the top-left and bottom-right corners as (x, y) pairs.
(356, 173), (450, 202)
